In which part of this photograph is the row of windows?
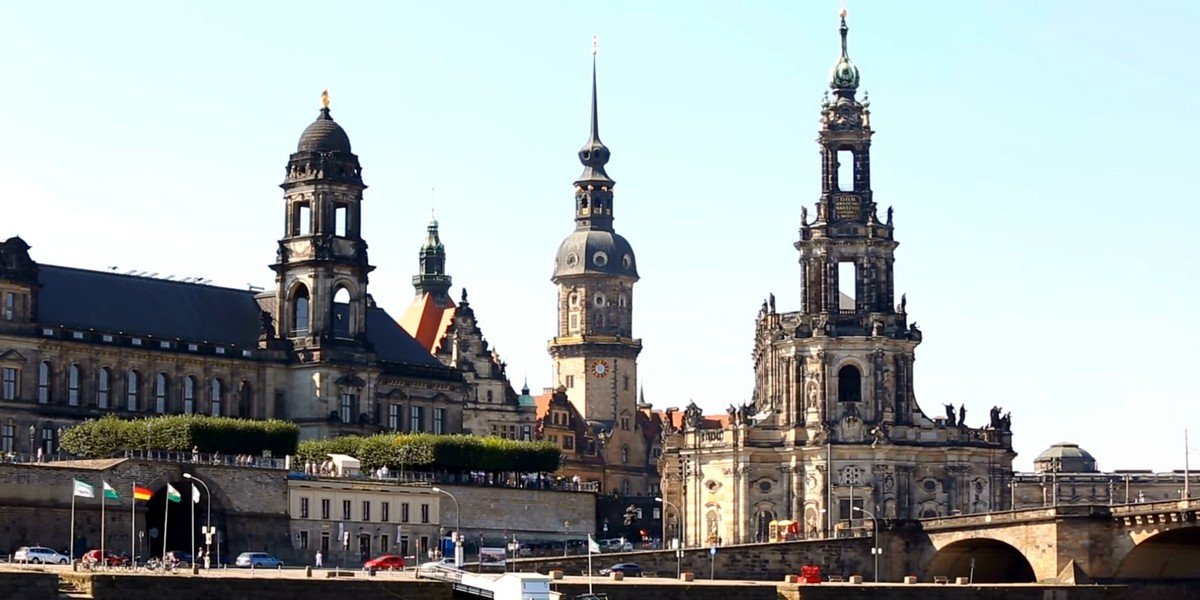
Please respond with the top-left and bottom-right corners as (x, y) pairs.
(298, 497), (431, 524)
(384, 403), (447, 434)
(489, 423), (533, 441)
(0, 422), (58, 454)
(3, 363), (253, 417)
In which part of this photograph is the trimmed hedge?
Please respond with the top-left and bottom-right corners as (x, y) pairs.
(295, 433), (561, 473)
(60, 414), (299, 458)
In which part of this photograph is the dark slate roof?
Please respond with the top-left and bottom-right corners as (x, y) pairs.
(297, 108), (352, 153)
(36, 265), (442, 367)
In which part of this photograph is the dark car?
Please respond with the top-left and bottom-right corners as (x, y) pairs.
(599, 563), (643, 577)
(364, 554), (405, 570)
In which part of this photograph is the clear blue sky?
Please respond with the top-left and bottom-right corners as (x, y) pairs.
(2, 1), (1197, 471)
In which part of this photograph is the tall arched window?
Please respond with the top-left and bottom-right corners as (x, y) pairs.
(67, 364), (81, 406)
(97, 368), (111, 409)
(838, 364), (862, 402)
(37, 361), (51, 404)
(183, 376), (196, 414)
(292, 285), (310, 336)
(154, 373), (168, 414)
(210, 379), (223, 417)
(126, 370), (139, 411)
(237, 381), (253, 418)
(332, 286), (352, 338)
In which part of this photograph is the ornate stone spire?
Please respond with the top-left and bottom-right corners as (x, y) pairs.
(829, 8), (861, 98)
(576, 35), (614, 189)
(412, 217), (452, 301)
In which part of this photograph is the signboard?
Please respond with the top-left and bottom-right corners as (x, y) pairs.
(480, 547), (506, 568)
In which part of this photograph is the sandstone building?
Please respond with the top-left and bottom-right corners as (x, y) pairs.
(0, 95), (471, 453)
(659, 12), (1016, 547)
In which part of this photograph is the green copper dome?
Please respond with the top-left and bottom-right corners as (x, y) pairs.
(829, 11), (860, 92)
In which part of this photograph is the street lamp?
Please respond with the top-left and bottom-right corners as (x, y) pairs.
(431, 487), (461, 567)
(28, 425), (35, 459)
(183, 473), (211, 568)
(654, 497), (680, 548)
(654, 497), (681, 578)
(852, 507), (880, 583)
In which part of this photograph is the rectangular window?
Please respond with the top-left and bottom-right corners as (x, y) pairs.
(380, 534), (389, 553)
(300, 497), (310, 519)
(183, 378), (195, 415)
(0, 424), (13, 453)
(563, 436), (574, 450)
(432, 408), (445, 434)
(68, 367), (80, 406)
(401, 503), (410, 523)
(127, 373), (139, 411)
(321, 499), (331, 520)
(299, 531), (309, 550)
(521, 425), (531, 441)
(362, 500), (371, 522)
(298, 204), (312, 235)
(335, 205), (348, 237)
(3, 367), (18, 400)
(41, 427), (54, 454)
(340, 394), (354, 423)
(837, 149), (855, 192)
(838, 497), (865, 527)
(320, 532), (330, 555)
(420, 503), (430, 524)
(37, 362), (49, 404)
(838, 261), (857, 310)
(565, 375), (575, 388)
(3, 292), (13, 320)
(400, 536), (410, 558)
(342, 500), (351, 520)
(388, 404), (399, 430)
(97, 369), (109, 408)
(381, 501), (390, 522)
(410, 405), (424, 432)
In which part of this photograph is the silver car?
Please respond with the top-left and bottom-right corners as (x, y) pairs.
(14, 546), (70, 564)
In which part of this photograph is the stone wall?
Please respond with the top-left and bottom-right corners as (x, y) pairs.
(69, 573), (453, 600)
(437, 483), (596, 540)
(0, 571), (57, 600)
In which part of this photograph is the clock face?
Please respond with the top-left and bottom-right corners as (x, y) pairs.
(592, 360), (609, 378)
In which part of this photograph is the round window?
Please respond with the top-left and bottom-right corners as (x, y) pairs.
(923, 480), (937, 493)
(594, 293), (606, 307)
(565, 252), (579, 267)
(758, 480), (772, 493)
(593, 251), (608, 267)
(569, 294), (579, 308)
(622, 254), (633, 269)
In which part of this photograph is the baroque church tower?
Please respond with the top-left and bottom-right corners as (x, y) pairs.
(548, 49), (641, 424)
(659, 12), (1014, 548)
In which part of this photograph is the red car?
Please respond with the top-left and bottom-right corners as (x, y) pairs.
(82, 549), (128, 567)
(364, 554), (405, 570)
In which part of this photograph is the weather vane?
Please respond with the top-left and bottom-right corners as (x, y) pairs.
(592, 34), (598, 56)
(321, 89), (330, 109)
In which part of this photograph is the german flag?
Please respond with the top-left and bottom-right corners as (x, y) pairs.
(133, 485), (152, 501)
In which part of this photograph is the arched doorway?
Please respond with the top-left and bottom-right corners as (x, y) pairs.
(754, 509), (776, 542)
(1115, 528), (1200, 579)
(927, 539), (1036, 583)
(142, 479), (223, 562)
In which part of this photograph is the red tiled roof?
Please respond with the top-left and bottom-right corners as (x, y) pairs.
(398, 292), (456, 354)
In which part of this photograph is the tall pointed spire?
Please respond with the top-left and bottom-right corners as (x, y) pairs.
(576, 35), (613, 189)
(830, 7), (861, 97)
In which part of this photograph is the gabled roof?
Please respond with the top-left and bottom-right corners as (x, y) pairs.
(398, 292), (456, 354)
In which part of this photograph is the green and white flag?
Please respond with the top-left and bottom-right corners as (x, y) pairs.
(102, 481), (120, 500)
(166, 483), (182, 503)
(72, 479), (95, 499)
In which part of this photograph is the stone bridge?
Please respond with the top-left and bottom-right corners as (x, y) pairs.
(920, 500), (1200, 582)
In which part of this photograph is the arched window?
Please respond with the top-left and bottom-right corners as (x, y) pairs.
(332, 286), (351, 338)
(183, 376), (196, 414)
(37, 361), (51, 404)
(67, 364), (81, 407)
(154, 373), (168, 414)
(621, 479), (631, 496)
(705, 510), (721, 543)
(237, 381), (253, 418)
(97, 368), (111, 409)
(210, 379), (223, 417)
(292, 285), (310, 336)
(620, 445), (630, 464)
(126, 370), (139, 411)
(838, 364), (862, 402)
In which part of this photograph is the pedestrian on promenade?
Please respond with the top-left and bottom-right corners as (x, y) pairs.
(315, 551), (323, 568)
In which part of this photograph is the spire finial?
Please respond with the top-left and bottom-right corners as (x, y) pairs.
(321, 89), (330, 109)
(590, 35), (600, 144)
(829, 4), (860, 94)
(839, 7), (849, 59)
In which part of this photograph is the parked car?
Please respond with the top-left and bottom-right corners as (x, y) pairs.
(81, 549), (127, 567)
(164, 551), (193, 567)
(234, 552), (283, 568)
(419, 557), (459, 571)
(14, 546), (69, 564)
(599, 538), (633, 552)
(364, 554), (405, 570)
(599, 563), (643, 577)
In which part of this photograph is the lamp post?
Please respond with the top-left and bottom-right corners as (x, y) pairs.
(431, 487), (461, 567)
(28, 425), (35, 459)
(183, 473), (211, 568)
(654, 496), (680, 549)
(852, 507), (880, 583)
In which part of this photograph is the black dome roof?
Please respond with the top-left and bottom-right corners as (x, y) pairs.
(552, 229), (638, 281)
(297, 108), (352, 153)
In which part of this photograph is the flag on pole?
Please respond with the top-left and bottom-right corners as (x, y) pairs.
(587, 534), (600, 554)
(73, 479), (95, 499)
(102, 481), (120, 500)
(133, 485), (152, 501)
(192, 483), (201, 503)
(166, 484), (182, 503)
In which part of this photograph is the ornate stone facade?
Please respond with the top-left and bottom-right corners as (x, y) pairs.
(0, 97), (468, 453)
(659, 13), (1015, 547)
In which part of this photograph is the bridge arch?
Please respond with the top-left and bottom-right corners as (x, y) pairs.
(927, 538), (1036, 583)
(1114, 527), (1200, 579)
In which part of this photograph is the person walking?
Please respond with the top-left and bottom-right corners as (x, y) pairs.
(315, 550), (323, 568)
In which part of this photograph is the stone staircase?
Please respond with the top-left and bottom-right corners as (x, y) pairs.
(57, 575), (92, 599)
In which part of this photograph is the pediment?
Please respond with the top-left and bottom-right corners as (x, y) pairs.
(0, 349), (27, 363)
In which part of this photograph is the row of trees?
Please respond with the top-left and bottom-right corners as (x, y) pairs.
(60, 414), (300, 458)
(295, 433), (561, 473)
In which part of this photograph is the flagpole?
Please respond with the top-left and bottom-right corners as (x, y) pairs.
(162, 492), (170, 560)
(70, 485), (76, 566)
(190, 483), (196, 567)
(101, 489), (106, 565)
(131, 482), (136, 565)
